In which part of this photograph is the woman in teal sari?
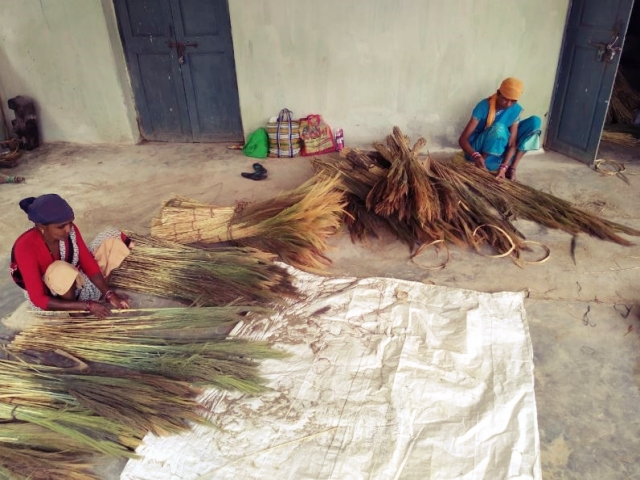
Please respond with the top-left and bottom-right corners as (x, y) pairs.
(458, 78), (541, 181)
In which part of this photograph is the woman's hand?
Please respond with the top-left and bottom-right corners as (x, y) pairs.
(87, 300), (112, 319)
(106, 290), (130, 309)
(471, 152), (485, 169)
(495, 165), (508, 180)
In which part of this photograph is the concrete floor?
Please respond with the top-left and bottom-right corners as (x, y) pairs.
(1, 142), (640, 479)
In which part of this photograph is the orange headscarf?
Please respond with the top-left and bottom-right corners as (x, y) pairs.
(486, 78), (524, 129)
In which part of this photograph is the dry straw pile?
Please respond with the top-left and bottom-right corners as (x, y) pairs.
(313, 127), (640, 264)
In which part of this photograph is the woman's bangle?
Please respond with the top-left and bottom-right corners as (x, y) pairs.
(85, 300), (93, 312)
(471, 151), (482, 159)
(105, 290), (115, 302)
(499, 164), (509, 170)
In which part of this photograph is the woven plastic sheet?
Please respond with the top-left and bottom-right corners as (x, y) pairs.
(121, 270), (541, 480)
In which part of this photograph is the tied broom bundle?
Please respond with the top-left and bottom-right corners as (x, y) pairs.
(110, 234), (298, 307)
(150, 176), (347, 272)
(8, 307), (286, 394)
(367, 127), (440, 228)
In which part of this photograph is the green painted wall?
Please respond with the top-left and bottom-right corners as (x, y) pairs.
(229, 0), (570, 148)
(0, 0), (137, 144)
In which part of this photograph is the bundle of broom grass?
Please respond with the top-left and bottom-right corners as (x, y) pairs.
(110, 233), (298, 306)
(313, 127), (640, 259)
(0, 359), (141, 479)
(609, 68), (640, 125)
(150, 175), (347, 272)
(601, 130), (639, 147)
(8, 307), (283, 393)
(3, 305), (285, 478)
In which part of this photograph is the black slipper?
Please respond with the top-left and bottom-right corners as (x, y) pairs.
(252, 162), (266, 173)
(241, 166), (268, 180)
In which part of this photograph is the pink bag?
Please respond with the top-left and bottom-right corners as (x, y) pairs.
(299, 114), (337, 156)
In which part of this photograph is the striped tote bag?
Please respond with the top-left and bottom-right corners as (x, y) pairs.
(267, 108), (302, 158)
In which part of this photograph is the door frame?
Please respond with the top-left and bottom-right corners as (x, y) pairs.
(107, 0), (244, 143)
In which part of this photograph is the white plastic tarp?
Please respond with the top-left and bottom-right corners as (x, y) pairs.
(121, 270), (541, 480)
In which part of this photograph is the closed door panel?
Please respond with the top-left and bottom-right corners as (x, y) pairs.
(170, 0), (243, 141)
(546, 0), (634, 163)
(114, 0), (192, 141)
(114, 0), (243, 142)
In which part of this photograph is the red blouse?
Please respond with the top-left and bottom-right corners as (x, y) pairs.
(12, 225), (101, 309)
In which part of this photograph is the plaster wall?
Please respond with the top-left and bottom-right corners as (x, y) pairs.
(229, 0), (570, 148)
(0, 0), (138, 144)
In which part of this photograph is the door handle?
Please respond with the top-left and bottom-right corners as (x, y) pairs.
(589, 34), (622, 63)
(167, 41), (199, 65)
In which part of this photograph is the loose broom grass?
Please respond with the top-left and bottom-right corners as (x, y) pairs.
(8, 307), (286, 395)
(110, 234), (298, 307)
(0, 442), (99, 480)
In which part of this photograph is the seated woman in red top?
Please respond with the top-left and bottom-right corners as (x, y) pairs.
(10, 193), (131, 318)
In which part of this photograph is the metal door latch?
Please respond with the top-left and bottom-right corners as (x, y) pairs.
(589, 34), (622, 62)
(167, 41), (199, 65)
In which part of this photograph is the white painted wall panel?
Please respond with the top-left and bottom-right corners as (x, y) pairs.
(229, 0), (570, 148)
(0, 0), (137, 144)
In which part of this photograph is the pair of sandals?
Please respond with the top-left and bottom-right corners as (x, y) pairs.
(241, 163), (268, 181)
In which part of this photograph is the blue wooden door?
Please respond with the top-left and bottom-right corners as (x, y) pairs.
(546, 0), (634, 163)
(113, 0), (243, 142)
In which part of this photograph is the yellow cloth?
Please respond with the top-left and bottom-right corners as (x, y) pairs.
(486, 94), (498, 129)
(44, 261), (84, 296)
(92, 237), (131, 278)
(499, 77), (524, 101)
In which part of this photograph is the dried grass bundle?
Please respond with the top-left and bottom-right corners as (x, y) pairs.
(314, 127), (640, 259)
(0, 399), (137, 458)
(150, 176), (347, 272)
(610, 69), (640, 124)
(2, 304), (286, 477)
(367, 127), (440, 226)
(233, 176), (347, 272)
(151, 198), (235, 244)
(601, 130), (639, 147)
(446, 161), (640, 245)
(110, 234), (297, 306)
(0, 442), (98, 480)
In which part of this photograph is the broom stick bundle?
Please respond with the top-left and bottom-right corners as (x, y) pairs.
(110, 234), (298, 306)
(150, 176), (347, 272)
